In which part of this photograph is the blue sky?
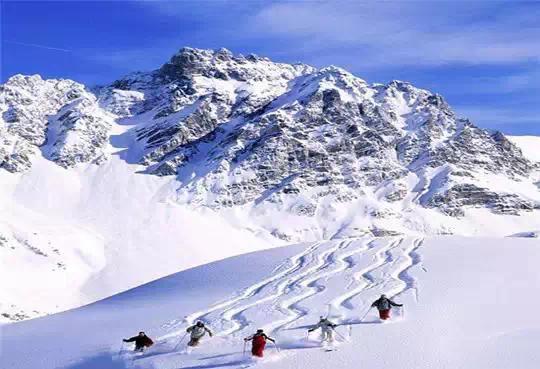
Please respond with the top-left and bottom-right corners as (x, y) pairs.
(2, 1), (539, 135)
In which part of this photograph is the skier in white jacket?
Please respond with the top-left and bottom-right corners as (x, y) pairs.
(308, 316), (337, 342)
(186, 321), (213, 346)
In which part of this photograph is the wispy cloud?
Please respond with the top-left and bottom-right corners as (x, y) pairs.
(135, 1), (540, 69)
(247, 2), (540, 68)
(4, 40), (72, 52)
(455, 105), (539, 131)
(496, 69), (540, 93)
(450, 68), (540, 95)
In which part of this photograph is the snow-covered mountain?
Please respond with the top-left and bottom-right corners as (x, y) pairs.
(1, 47), (539, 322)
(3, 48), (539, 229)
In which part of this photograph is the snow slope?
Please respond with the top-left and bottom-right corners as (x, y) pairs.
(3, 236), (539, 369)
(0, 155), (273, 322)
(509, 136), (540, 162)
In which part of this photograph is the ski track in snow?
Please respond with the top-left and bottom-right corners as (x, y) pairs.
(331, 238), (402, 314)
(161, 242), (323, 336)
(136, 236), (424, 368)
(397, 238), (424, 302)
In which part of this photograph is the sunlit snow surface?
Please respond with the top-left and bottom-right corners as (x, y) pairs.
(509, 136), (540, 163)
(3, 236), (539, 369)
(0, 155), (273, 322)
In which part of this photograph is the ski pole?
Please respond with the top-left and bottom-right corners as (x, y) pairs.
(401, 305), (405, 318)
(174, 332), (189, 351)
(360, 306), (372, 322)
(130, 349), (137, 365)
(118, 341), (125, 356)
(243, 340), (247, 356)
(333, 329), (346, 341)
(273, 342), (280, 353)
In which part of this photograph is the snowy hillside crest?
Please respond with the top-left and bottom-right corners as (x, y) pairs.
(1, 47), (540, 239)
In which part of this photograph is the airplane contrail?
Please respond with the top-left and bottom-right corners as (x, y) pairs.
(4, 40), (72, 52)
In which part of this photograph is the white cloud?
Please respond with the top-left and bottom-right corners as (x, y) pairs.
(248, 1), (540, 67)
(498, 70), (540, 92)
(455, 105), (539, 130)
(461, 69), (540, 95)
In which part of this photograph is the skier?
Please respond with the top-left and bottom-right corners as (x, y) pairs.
(308, 316), (337, 342)
(123, 331), (154, 352)
(371, 294), (403, 320)
(244, 329), (275, 358)
(186, 321), (213, 346)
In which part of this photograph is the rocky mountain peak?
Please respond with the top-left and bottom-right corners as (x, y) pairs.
(1, 73), (112, 171)
(158, 47), (314, 83)
(1, 47), (538, 237)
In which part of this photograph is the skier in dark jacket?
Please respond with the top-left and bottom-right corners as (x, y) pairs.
(371, 294), (403, 320)
(244, 329), (275, 357)
(123, 331), (154, 352)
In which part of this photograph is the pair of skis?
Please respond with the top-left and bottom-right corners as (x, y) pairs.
(306, 329), (342, 352)
(117, 342), (151, 365)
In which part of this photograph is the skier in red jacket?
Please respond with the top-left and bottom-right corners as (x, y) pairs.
(371, 294), (403, 320)
(244, 329), (275, 357)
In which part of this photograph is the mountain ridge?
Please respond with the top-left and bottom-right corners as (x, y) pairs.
(2, 47), (539, 231)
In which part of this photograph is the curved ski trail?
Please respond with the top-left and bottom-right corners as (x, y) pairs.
(139, 236), (424, 369)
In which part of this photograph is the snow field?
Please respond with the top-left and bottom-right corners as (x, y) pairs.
(4, 236), (537, 369)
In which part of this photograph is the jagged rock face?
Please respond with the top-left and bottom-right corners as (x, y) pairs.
(429, 183), (538, 217)
(0, 75), (113, 171)
(126, 47), (317, 176)
(45, 96), (113, 168)
(158, 47), (314, 84)
(428, 122), (531, 177)
(1, 47), (539, 221)
(112, 52), (534, 218)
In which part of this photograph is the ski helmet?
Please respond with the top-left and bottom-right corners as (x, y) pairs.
(196, 321), (204, 327)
